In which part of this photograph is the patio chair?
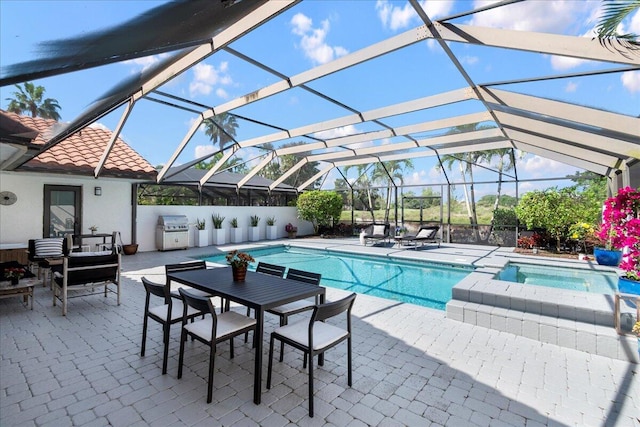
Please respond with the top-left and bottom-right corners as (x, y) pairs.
(140, 277), (203, 374)
(268, 268), (322, 361)
(267, 292), (357, 417)
(165, 261), (216, 299)
(177, 288), (256, 403)
(362, 223), (391, 246)
(52, 251), (120, 315)
(27, 236), (70, 286)
(244, 262), (286, 343)
(401, 225), (441, 249)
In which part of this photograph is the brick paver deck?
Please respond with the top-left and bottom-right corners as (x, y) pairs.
(1, 240), (638, 426)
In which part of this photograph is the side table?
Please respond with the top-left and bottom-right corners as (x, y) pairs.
(0, 277), (41, 310)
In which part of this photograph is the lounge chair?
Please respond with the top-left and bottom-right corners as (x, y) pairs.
(399, 225), (441, 249)
(362, 223), (391, 246)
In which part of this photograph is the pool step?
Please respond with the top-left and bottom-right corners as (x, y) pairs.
(446, 273), (639, 363)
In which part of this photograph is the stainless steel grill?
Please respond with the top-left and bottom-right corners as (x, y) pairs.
(156, 215), (189, 251)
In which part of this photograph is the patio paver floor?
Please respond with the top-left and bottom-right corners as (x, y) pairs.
(1, 239), (638, 426)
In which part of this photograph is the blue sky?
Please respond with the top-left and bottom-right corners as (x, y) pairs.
(1, 0), (639, 198)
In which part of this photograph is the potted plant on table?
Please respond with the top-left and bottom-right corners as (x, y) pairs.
(4, 267), (25, 285)
(226, 250), (255, 282)
(249, 215), (260, 242)
(212, 213), (226, 245)
(89, 225), (98, 235)
(195, 218), (208, 247)
(597, 186), (640, 294)
(266, 216), (278, 240)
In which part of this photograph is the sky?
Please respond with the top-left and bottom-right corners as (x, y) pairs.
(1, 0), (639, 199)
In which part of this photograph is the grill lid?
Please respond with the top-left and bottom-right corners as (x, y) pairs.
(157, 215), (189, 231)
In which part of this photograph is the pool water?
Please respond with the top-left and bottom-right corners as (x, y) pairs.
(200, 246), (472, 310)
(497, 263), (619, 294)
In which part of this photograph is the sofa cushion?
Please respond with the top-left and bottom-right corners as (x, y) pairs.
(34, 238), (64, 257)
(372, 225), (386, 235)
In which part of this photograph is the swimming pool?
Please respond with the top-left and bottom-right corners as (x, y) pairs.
(496, 263), (619, 294)
(200, 246), (472, 310)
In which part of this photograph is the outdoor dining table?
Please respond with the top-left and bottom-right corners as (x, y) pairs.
(167, 267), (326, 404)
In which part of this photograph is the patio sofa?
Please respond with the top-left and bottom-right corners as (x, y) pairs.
(52, 251), (121, 315)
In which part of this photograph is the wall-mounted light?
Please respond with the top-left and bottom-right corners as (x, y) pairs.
(94, 187), (102, 196)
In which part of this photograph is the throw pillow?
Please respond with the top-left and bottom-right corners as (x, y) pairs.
(34, 238), (64, 257)
(373, 225), (386, 235)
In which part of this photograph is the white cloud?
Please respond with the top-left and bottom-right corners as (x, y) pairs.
(215, 88), (229, 99)
(123, 53), (169, 72)
(376, 0), (454, 31)
(519, 155), (576, 178)
(195, 144), (215, 159)
(189, 62), (233, 97)
(621, 71), (640, 93)
(313, 125), (358, 139)
(468, 0), (596, 33)
(550, 55), (588, 70)
(290, 13), (348, 65)
(460, 55), (479, 66)
(404, 169), (429, 185)
(564, 81), (578, 92)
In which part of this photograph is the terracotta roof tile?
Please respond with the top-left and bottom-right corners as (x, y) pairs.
(2, 110), (156, 180)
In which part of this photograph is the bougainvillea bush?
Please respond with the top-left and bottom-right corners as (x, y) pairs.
(598, 187), (640, 280)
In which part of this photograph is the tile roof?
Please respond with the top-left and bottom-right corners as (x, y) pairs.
(2, 110), (156, 180)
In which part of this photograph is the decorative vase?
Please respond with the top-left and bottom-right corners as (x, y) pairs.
(594, 247), (622, 266)
(618, 276), (640, 295)
(10, 277), (19, 285)
(91, 230), (96, 235)
(232, 266), (247, 282)
(212, 228), (226, 245)
(249, 227), (260, 242)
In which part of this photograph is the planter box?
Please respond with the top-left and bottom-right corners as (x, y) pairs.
(212, 228), (226, 246)
(249, 227), (260, 242)
(266, 225), (278, 240)
(195, 229), (208, 247)
(231, 228), (243, 244)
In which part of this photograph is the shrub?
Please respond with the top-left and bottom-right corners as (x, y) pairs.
(297, 191), (343, 234)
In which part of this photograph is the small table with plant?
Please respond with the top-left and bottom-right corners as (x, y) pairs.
(0, 276), (41, 310)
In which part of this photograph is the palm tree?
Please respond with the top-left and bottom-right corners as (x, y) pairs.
(440, 123), (495, 241)
(596, 0), (640, 48)
(203, 112), (238, 150)
(370, 159), (413, 223)
(6, 82), (61, 120)
(344, 163), (377, 222)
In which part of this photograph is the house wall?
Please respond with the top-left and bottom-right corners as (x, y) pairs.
(136, 205), (313, 252)
(0, 171), (134, 246)
(0, 169), (315, 253)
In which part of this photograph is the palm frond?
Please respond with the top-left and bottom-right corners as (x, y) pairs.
(595, 0), (640, 47)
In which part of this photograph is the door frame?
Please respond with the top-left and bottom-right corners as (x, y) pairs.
(43, 184), (83, 238)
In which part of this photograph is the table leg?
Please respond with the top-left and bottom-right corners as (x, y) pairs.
(319, 292), (326, 366)
(253, 308), (264, 404)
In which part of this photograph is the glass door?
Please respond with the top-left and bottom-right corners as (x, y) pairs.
(44, 185), (82, 238)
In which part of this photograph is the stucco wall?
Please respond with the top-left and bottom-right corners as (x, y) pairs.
(136, 205), (313, 252)
(0, 169), (313, 253)
(0, 171), (133, 246)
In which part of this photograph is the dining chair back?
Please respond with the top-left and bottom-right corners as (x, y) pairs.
(267, 292), (357, 417)
(140, 277), (202, 374)
(266, 268), (323, 357)
(244, 262), (287, 343)
(256, 262), (286, 277)
(286, 268), (322, 285)
(165, 260), (214, 300)
(177, 288), (257, 403)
